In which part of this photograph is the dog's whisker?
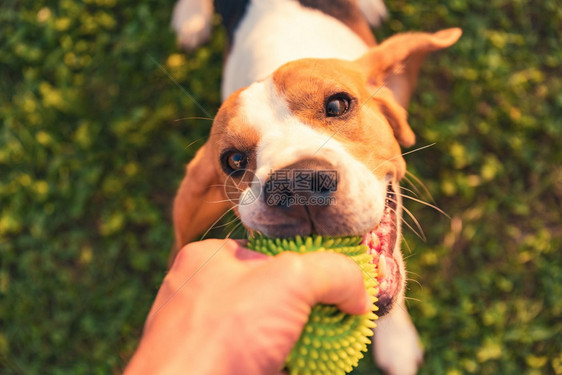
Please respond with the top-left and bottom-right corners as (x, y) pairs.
(200, 206), (238, 240)
(208, 184), (246, 193)
(403, 296), (424, 304)
(224, 214), (245, 234)
(174, 116), (214, 122)
(386, 196), (425, 240)
(401, 143), (436, 158)
(209, 217), (241, 231)
(398, 214), (425, 242)
(403, 253), (416, 261)
(405, 278), (423, 289)
(405, 171), (435, 203)
(399, 193), (450, 219)
(387, 205), (425, 241)
(184, 138), (204, 150)
(206, 199), (239, 204)
(371, 157), (393, 174)
(389, 197), (427, 241)
(401, 175), (424, 199)
(405, 270), (422, 278)
(371, 143), (436, 174)
(402, 237), (414, 255)
(224, 221), (244, 240)
(147, 53), (214, 118)
(399, 185), (419, 198)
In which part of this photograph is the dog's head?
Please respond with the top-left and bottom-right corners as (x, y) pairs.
(173, 28), (461, 315)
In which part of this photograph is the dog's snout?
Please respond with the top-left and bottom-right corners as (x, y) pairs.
(263, 158), (338, 209)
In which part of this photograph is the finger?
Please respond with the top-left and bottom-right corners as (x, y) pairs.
(300, 252), (372, 315)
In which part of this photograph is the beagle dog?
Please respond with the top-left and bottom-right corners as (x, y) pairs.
(171, 1), (461, 374)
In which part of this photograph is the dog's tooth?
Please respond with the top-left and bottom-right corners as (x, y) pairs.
(370, 234), (380, 250)
(378, 254), (388, 279)
(380, 280), (388, 290)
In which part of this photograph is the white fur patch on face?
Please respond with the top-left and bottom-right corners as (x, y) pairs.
(240, 78), (347, 178)
(236, 77), (387, 235)
(222, 0), (369, 99)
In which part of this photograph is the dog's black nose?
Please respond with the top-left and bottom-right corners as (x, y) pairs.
(263, 158), (338, 210)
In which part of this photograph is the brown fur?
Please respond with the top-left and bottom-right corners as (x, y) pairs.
(170, 28), (462, 265)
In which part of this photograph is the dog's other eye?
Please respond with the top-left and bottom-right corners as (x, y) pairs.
(221, 149), (248, 175)
(325, 94), (351, 117)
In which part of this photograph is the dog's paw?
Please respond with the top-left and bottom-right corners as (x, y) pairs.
(171, 0), (213, 51)
(357, 0), (388, 27)
(373, 306), (423, 375)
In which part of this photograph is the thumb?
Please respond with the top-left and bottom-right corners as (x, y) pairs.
(299, 251), (372, 315)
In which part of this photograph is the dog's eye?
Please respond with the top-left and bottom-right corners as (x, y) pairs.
(325, 94), (351, 117)
(221, 150), (248, 175)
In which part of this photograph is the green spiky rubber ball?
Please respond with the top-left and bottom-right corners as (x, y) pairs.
(247, 234), (379, 375)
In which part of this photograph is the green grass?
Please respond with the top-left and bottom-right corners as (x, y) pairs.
(1, 0), (561, 374)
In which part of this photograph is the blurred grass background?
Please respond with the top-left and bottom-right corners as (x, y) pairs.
(1, 0), (561, 374)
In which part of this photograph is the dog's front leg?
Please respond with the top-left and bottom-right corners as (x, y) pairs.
(373, 299), (423, 375)
(171, 0), (213, 51)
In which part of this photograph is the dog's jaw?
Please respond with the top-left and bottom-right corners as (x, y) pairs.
(229, 75), (406, 314)
(235, 77), (387, 239)
(362, 182), (404, 315)
(238, 175), (405, 316)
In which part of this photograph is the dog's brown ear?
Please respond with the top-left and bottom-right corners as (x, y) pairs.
(356, 28), (462, 146)
(372, 91), (417, 147)
(170, 141), (233, 266)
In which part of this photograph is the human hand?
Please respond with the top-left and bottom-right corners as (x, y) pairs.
(125, 239), (371, 375)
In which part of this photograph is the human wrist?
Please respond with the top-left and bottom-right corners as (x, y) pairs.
(125, 321), (232, 375)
